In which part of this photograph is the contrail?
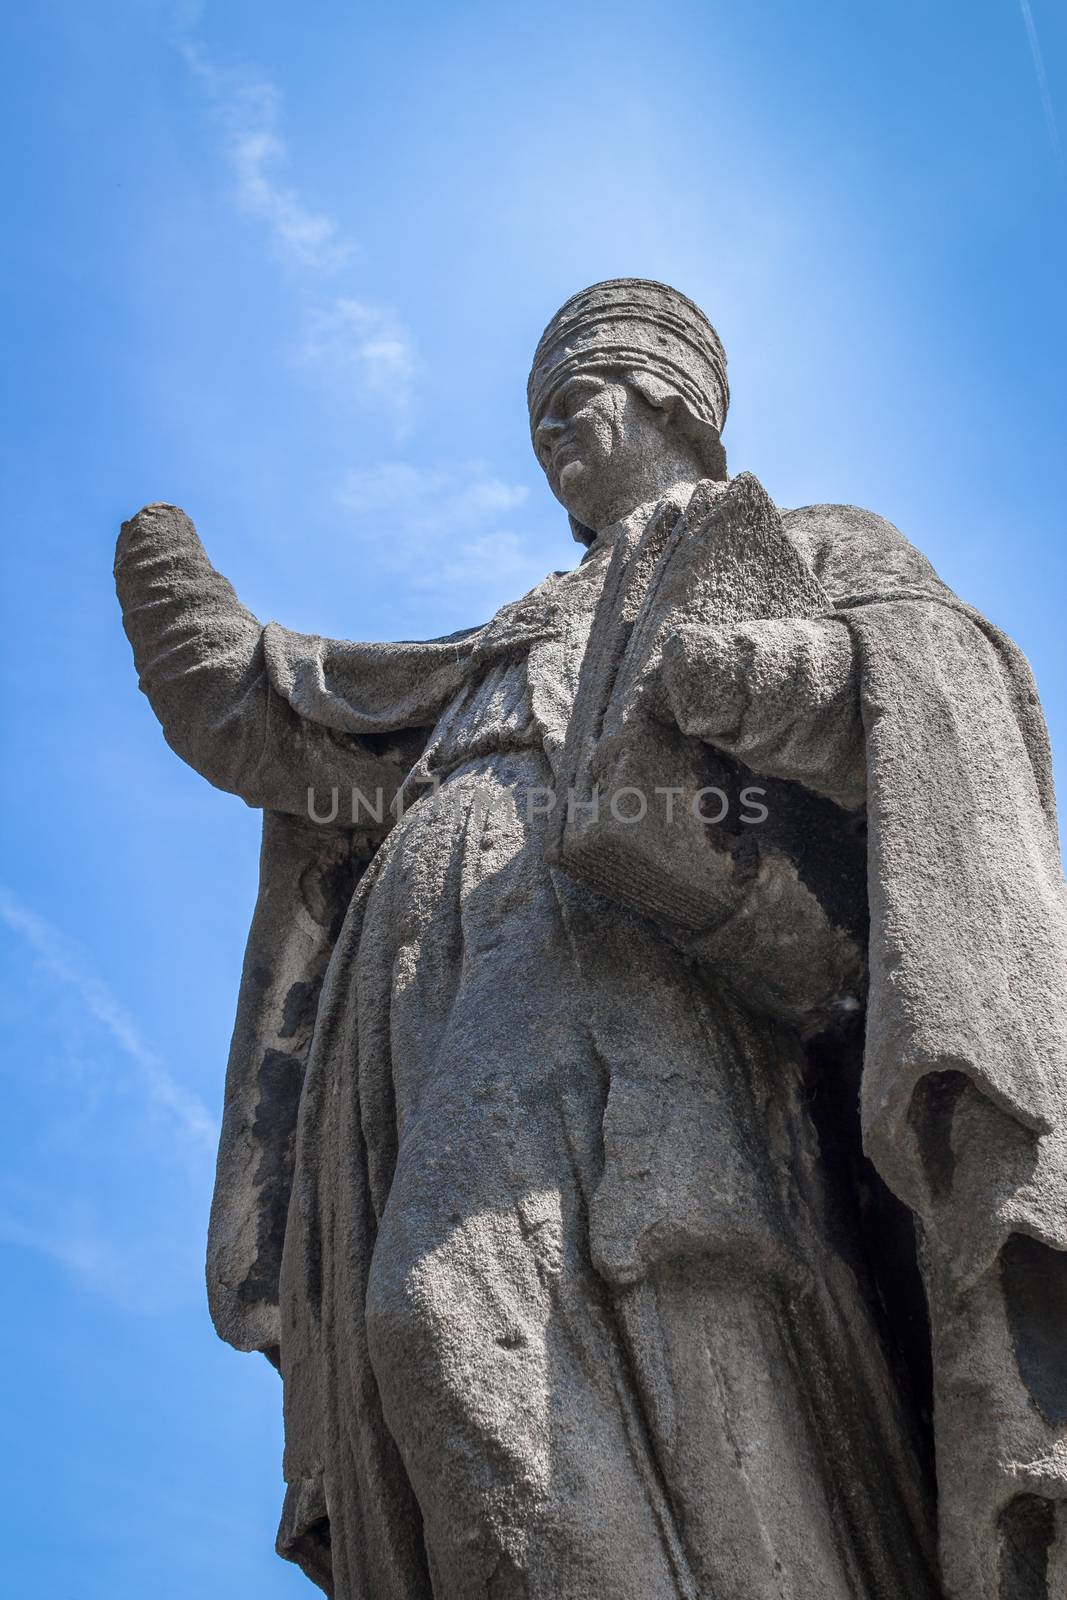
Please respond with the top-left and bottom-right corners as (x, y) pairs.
(1018, 0), (1063, 165)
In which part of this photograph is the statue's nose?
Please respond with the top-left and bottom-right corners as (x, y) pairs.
(533, 414), (566, 464)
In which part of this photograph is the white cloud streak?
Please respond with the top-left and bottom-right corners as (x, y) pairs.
(1018, 0), (1063, 166)
(171, 22), (417, 423)
(230, 124), (346, 269)
(177, 40), (348, 270)
(0, 887), (217, 1153)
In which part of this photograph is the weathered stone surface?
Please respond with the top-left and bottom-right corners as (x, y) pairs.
(117, 279), (1067, 1598)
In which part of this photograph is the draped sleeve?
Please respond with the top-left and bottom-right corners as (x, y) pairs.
(115, 502), (480, 817)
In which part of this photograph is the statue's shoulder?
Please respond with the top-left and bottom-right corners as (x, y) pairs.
(779, 501), (949, 601)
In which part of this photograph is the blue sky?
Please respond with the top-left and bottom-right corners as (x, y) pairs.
(1, 2), (1064, 1594)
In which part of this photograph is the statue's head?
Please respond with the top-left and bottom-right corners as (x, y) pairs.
(528, 279), (729, 542)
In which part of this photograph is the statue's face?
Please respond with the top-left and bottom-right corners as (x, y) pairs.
(532, 373), (670, 531)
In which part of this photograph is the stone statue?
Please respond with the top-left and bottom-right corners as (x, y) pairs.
(116, 280), (1067, 1599)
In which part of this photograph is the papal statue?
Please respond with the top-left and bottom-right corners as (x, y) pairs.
(116, 281), (1067, 1599)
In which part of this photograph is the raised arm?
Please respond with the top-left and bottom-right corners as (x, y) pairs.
(115, 503), (409, 816)
(653, 613), (866, 809)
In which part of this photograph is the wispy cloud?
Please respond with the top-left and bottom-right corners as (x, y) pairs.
(176, 40), (348, 270)
(339, 462), (529, 520)
(0, 1205), (114, 1284)
(426, 530), (551, 594)
(338, 462), (544, 599)
(0, 1199), (145, 1310)
(171, 19), (416, 423)
(1018, 0), (1063, 165)
(300, 298), (419, 423)
(0, 887), (217, 1152)
(0, 1184), (205, 1314)
(230, 123), (347, 269)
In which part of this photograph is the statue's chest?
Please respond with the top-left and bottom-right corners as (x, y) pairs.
(422, 554), (608, 779)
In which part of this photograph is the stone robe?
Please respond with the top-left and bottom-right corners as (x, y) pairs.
(115, 488), (1067, 1600)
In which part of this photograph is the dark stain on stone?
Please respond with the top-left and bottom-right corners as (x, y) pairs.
(300, 848), (364, 938)
(280, 980), (319, 1041)
(237, 1047), (306, 1307)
